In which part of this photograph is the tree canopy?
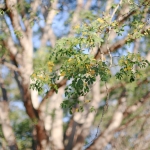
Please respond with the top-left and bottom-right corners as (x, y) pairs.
(0, 0), (150, 150)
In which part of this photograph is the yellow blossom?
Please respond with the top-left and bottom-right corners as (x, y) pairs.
(124, 61), (127, 64)
(90, 63), (94, 67)
(84, 100), (91, 103)
(82, 32), (87, 35)
(144, 32), (148, 35)
(68, 58), (72, 62)
(86, 64), (90, 69)
(48, 67), (53, 72)
(47, 61), (54, 67)
(111, 22), (116, 27)
(126, 67), (131, 71)
(137, 56), (141, 61)
(139, 24), (144, 28)
(31, 73), (36, 78)
(49, 83), (55, 87)
(88, 70), (95, 76)
(76, 108), (79, 112)
(47, 61), (54, 72)
(60, 71), (66, 76)
(97, 18), (104, 23)
(74, 25), (80, 29)
(84, 82), (87, 86)
(90, 70), (95, 75)
(38, 74), (44, 80)
(44, 75), (49, 81)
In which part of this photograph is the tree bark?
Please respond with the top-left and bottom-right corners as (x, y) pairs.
(5, 0), (49, 148)
(39, 86), (65, 150)
(0, 77), (18, 150)
(40, 0), (58, 48)
(87, 92), (126, 150)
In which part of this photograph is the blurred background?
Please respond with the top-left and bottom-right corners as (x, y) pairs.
(0, 0), (150, 150)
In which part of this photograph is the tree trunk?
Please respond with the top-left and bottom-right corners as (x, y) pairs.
(0, 78), (18, 150)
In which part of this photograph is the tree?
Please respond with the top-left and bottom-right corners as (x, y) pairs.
(0, 0), (150, 150)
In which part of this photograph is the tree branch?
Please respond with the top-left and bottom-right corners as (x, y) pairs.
(38, 78), (67, 110)
(0, 76), (18, 150)
(124, 91), (150, 115)
(87, 88), (150, 149)
(0, 60), (21, 72)
(40, 0), (58, 48)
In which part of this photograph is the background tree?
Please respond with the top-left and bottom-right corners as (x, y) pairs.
(0, 0), (150, 150)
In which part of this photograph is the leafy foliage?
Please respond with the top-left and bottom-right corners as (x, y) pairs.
(30, 12), (150, 111)
(116, 52), (150, 82)
(0, 0), (150, 149)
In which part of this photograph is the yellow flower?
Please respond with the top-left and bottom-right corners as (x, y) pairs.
(111, 22), (116, 27)
(76, 108), (79, 112)
(38, 74), (44, 80)
(136, 74), (140, 78)
(84, 100), (91, 103)
(84, 82), (87, 86)
(126, 67), (131, 71)
(60, 71), (66, 76)
(106, 70), (111, 74)
(124, 61), (127, 64)
(144, 32), (148, 35)
(47, 61), (54, 72)
(74, 25), (80, 29)
(44, 75), (49, 81)
(49, 83), (55, 87)
(47, 61), (54, 67)
(137, 56), (141, 61)
(68, 58), (72, 62)
(87, 70), (95, 76)
(48, 67), (53, 72)
(82, 32), (87, 35)
(139, 24), (144, 28)
(86, 64), (90, 69)
(31, 73), (36, 78)
(97, 18), (104, 23)
(90, 70), (95, 75)
(90, 63), (94, 67)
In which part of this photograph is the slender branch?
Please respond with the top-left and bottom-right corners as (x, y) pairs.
(111, 0), (123, 21)
(124, 91), (150, 115)
(5, 0), (29, 51)
(95, 25), (150, 59)
(40, 0), (58, 48)
(38, 78), (67, 110)
(117, 113), (150, 132)
(0, 60), (21, 72)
